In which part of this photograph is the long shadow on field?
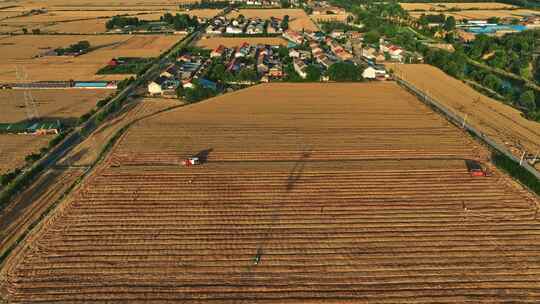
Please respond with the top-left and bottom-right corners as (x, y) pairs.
(193, 148), (213, 164)
(286, 148), (311, 192)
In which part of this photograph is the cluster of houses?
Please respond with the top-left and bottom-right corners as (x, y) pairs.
(230, 0), (281, 7)
(283, 29), (356, 78)
(148, 54), (213, 96)
(206, 15), (285, 35)
(210, 43), (285, 82)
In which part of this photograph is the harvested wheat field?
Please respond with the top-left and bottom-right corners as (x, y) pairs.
(229, 8), (318, 31)
(391, 63), (540, 157)
(59, 98), (182, 167)
(311, 13), (349, 23)
(197, 36), (287, 48)
(0, 34), (131, 60)
(2, 82), (540, 303)
(0, 34), (180, 82)
(0, 89), (111, 125)
(11, 0), (195, 9)
(0, 134), (52, 174)
(400, 2), (517, 11)
(39, 18), (110, 34)
(0, 167), (85, 262)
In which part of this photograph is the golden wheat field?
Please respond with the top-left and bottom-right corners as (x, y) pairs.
(2, 83), (539, 302)
(0, 134), (52, 174)
(400, 2), (518, 11)
(390, 63), (540, 157)
(0, 34), (181, 82)
(0, 89), (112, 124)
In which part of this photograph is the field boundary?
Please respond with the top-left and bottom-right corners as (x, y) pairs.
(395, 77), (540, 181)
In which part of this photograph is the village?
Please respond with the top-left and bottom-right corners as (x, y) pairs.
(147, 24), (423, 97)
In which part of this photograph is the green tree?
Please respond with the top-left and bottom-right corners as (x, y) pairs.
(305, 65), (321, 81)
(22, 28), (28, 34)
(443, 16), (456, 31)
(482, 74), (502, 91)
(363, 30), (380, 44)
(281, 15), (290, 30)
(487, 17), (500, 24)
(519, 90), (536, 112)
(326, 62), (361, 82)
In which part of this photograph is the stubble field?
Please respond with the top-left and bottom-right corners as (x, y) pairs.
(390, 64), (540, 157)
(400, 2), (518, 11)
(2, 82), (539, 302)
(0, 89), (112, 125)
(0, 34), (181, 82)
(0, 134), (52, 174)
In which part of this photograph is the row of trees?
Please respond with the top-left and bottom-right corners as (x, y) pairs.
(54, 40), (91, 55)
(160, 13), (199, 30)
(105, 16), (142, 30)
(182, 0), (229, 9)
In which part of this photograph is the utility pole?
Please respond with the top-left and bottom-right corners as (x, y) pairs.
(519, 150), (526, 166)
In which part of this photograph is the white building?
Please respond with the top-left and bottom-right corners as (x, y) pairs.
(226, 26), (243, 34)
(148, 76), (167, 95)
(293, 59), (307, 79)
(362, 66), (387, 80)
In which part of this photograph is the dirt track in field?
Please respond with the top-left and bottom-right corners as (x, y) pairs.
(2, 82), (539, 303)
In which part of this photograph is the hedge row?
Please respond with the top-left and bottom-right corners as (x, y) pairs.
(492, 152), (540, 195)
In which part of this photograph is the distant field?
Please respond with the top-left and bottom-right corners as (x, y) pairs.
(311, 13), (349, 23)
(0, 134), (52, 174)
(400, 2), (518, 11)
(0, 34), (181, 82)
(409, 9), (539, 20)
(390, 63), (540, 157)
(0, 89), (112, 125)
(14, 0), (198, 8)
(229, 9), (318, 31)
(0, 35), (132, 60)
(197, 36), (287, 48)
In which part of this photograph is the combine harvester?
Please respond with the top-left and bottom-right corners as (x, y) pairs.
(465, 159), (489, 177)
(182, 157), (200, 167)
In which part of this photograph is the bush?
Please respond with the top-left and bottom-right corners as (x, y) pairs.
(327, 62), (362, 82)
(48, 132), (67, 149)
(492, 152), (540, 195)
(24, 153), (41, 163)
(0, 168), (22, 187)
